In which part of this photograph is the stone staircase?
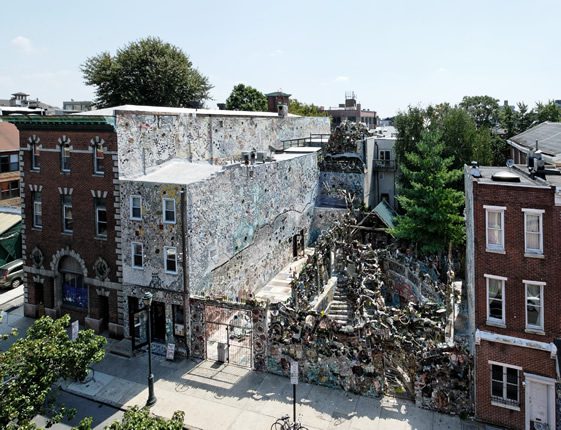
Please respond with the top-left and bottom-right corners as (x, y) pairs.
(327, 283), (351, 325)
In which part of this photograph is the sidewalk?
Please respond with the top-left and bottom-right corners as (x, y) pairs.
(62, 342), (483, 430)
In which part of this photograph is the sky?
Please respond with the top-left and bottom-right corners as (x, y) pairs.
(2, 0), (560, 118)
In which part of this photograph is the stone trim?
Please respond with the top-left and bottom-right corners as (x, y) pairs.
(58, 187), (73, 195)
(90, 190), (109, 198)
(49, 247), (88, 277)
(28, 184), (43, 192)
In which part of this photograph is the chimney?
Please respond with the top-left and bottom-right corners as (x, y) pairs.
(266, 91), (291, 113)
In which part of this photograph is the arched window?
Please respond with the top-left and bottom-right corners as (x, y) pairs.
(59, 256), (87, 308)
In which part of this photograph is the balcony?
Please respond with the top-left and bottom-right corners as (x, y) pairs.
(373, 159), (396, 171)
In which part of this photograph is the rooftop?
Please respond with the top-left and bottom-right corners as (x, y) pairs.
(1, 115), (115, 130)
(80, 104), (300, 118)
(469, 165), (553, 188)
(509, 121), (561, 161)
(0, 123), (19, 152)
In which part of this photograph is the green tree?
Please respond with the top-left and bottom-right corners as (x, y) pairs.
(394, 106), (425, 179)
(105, 407), (184, 430)
(82, 37), (212, 108)
(535, 100), (561, 123)
(516, 102), (536, 132)
(0, 315), (106, 428)
(459, 95), (500, 128)
(439, 107), (477, 169)
(392, 130), (465, 254)
(225, 84), (267, 111)
(288, 98), (329, 117)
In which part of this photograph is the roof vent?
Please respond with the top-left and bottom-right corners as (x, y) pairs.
(470, 161), (481, 178)
(491, 171), (521, 182)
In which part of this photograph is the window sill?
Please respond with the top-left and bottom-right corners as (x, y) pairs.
(130, 218), (142, 222)
(131, 266), (144, 270)
(486, 248), (505, 254)
(165, 271), (178, 275)
(30, 169), (40, 173)
(491, 401), (520, 411)
(61, 231), (73, 236)
(31, 227), (43, 232)
(60, 171), (71, 175)
(163, 221), (177, 225)
(486, 320), (506, 328)
(94, 235), (108, 241)
(525, 328), (545, 335)
(93, 173), (105, 177)
(524, 253), (544, 259)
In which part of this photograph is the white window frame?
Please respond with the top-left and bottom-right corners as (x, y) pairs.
(131, 242), (143, 269)
(95, 198), (107, 238)
(33, 191), (42, 228)
(130, 195), (142, 220)
(163, 198), (176, 224)
(489, 361), (521, 410)
(31, 144), (40, 170)
(62, 195), (72, 233)
(485, 274), (506, 327)
(524, 280), (545, 332)
(93, 143), (104, 175)
(61, 145), (71, 172)
(484, 205), (505, 252)
(164, 246), (177, 274)
(522, 208), (544, 256)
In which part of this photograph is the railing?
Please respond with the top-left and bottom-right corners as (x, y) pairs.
(281, 133), (331, 150)
(372, 159), (396, 170)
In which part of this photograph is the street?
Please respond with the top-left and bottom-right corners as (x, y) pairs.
(33, 390), (124, 429)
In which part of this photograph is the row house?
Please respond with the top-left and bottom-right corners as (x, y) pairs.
(4, 105), (330, 364)
(465, 164), (561, 430)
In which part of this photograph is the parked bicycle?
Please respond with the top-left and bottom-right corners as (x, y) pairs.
(270, 414), (309, 430)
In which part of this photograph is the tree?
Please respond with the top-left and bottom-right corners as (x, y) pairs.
(82, 37), (212, 108)
(392, 130), (465, 254)
(105, 406), (184, 430)
(225, 84), (267, 111)
(288, 98), (329, 117)
(0, 315), (106, 428)
(535, 100), (561, 123)
(459, 95), (500, 128)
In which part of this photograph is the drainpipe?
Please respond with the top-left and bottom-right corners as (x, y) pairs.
(374, 140), (379, 206)
(180, 188), (190, 356)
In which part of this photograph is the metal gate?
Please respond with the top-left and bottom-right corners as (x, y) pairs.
(205, 311), (253, 368)
(130, 307), (148, 351)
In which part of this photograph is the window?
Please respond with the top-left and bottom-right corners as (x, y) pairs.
(523, 209), (544, 255)
(33, 191), (42, 228)
(163, 198), (176, 224)
(31, 144), (40, 170)
(130, 195), (142, 220)
(484, 206), (505, 251)
(525, 281), (545, 331)
(0, 154), (18, 173)
(62, 272), (87, 308)
(485, 275), (506, 326)
(491, 363), (519, 408)
(62, 195), (73, 233)
(95, 198), (107, 238)
(380, 150), (391, 161)
(94, 143), (104, 174)
(132, 242), (143, 269)
(61, 145), (71, 172)
(0, 180), (19, 200)
(164, 247), (177, 273)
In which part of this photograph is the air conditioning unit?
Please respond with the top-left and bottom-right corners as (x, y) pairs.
(174, 323), (185, 336)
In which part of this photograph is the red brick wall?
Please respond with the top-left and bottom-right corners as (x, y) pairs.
(472, 180), (561, 429)
(473, 182), (561, 341)
(476, 341), (556, 429)
(19, 128), (118, 322)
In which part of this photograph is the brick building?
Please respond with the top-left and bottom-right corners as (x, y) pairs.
(5, 116), (123, 337)
(465, 164), (561, 430)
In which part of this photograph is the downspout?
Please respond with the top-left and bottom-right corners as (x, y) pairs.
(180, 187), (190, 357)
(374, 140), (379, 206)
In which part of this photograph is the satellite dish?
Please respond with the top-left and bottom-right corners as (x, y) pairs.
(506, 159), (514, 168)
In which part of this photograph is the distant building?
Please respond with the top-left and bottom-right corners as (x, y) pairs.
(0, 123), (21, 205)
(323, 92), (377, 129)
(0, 92), (57, 115)
(265, 91), (291, 114)
(465, 161), (561, 430)
(368, 126), (398, 209)
(62, 100), (93, 114)
(507, 121), (561, 166)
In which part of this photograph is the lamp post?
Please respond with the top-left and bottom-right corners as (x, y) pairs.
(143, 291), (157, 407)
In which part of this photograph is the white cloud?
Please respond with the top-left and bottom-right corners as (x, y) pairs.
(335, 75), (350, 82)
(269, 49), (284, 57)
(11, 36), (34, 53)
(437, 67), (447, 73)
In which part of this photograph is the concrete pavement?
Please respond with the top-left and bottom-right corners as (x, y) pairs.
(62, 340), (482, 430)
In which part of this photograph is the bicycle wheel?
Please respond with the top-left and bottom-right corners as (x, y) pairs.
(270, 419), (287, 430)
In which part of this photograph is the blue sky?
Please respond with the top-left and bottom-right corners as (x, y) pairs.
(2, 0), (560, 117)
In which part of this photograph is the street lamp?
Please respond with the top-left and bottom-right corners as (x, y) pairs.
(142, 291), (157, 407)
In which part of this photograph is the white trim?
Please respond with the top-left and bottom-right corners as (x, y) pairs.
(484, 274), (508, 281)
(130, 195), (142, 220)
(525, 282), (544, 331)
(489, 361), (520, 410)
(523, 279), (546, 286)
(523, 210), (543, 255)
(488, 360), (522, 370)
(486, 276), (505, 326)
(524, 373), (556, 430)
(131, 242), (143, 269)
(475, 329), (557, 358)
(485, 207), (505, 251)
(162, 198), (176, 224)
(164, 246), (177, 274)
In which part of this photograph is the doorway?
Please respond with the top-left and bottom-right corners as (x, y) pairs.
(525, 373), (555, 430)
(151, 301), (166, 343)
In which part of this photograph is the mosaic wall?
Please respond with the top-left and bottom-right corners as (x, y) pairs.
(186, 153), (319, 297)
(115, 112), (330, 178)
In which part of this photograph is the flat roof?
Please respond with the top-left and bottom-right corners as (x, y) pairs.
(80, 104), (301, 118)
(126, 159), (223, 184)
(470, 166), (551, 188)
(283, 146), (322, 153)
